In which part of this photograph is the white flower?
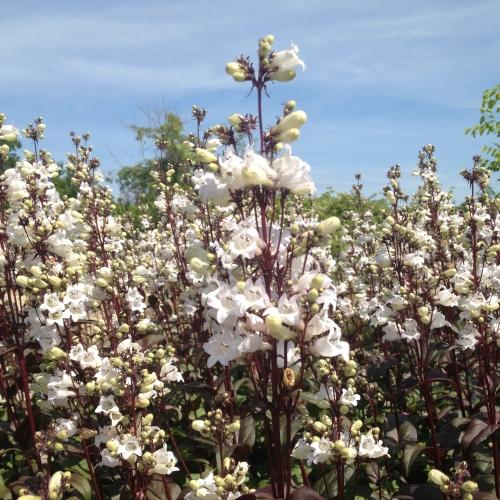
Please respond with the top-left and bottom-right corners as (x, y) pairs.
(310, 322), (349, 361)
(203, 332), (241, 367)
(430, 311), (449, 330)
(185, 471), (218, 500)
(382, 321), (400, 342)
(117, 435), (142, 460)
(46, 371), (76, 406)
(127, 287), (147, 313)
(376, 250), (392, 268)
(268, 43), (305, 81)
(205, 283), (247, 325)
(403, 252), (425, 268)
(193, 170), (230, 205)
(152, 444), (179, 475)
(264, 294), (300, 327)
(401, 319), (420, 342)
(55, 418), (78, 438)
(358, 432), (389, 459)
(64, 283), (87, 305)
(434, 287), (458, 307)
(40, 293), (65, 315)
(272, 148), (315, 194)
(229, 224), (265, 259)
(309, 436), (333, 464)
(160, 359), (184, 382)
(95, 395), (119, 415)
(276, 339), (300, 368)
(240, 150), (277, 188)
(0, 124), (19, 141)
(292, 438), (313, 461)
(99, 448), (121, 468)
(242, 278), (270, 310)
(340, 388), (361, 407)
(47, 234), (73, 258)
(63, 301), (87, 322)
(70, 344), (102, 369)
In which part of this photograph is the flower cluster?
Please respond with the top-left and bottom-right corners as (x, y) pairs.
(0, 34), (498, 500)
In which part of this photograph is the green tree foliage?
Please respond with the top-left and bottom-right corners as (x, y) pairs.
(311, 176), (388, 255)
(117, 111), (191, 209)
(52, 162), (79, 199)
(0, 138), (21, 173)
(465, 84), (500, 172)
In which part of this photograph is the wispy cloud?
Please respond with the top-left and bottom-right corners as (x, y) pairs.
(2, 0), (499, 198)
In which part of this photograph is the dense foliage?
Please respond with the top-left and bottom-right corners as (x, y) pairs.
(0, 36), (498, 500)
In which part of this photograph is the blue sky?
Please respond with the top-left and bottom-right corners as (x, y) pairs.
(1, 0), (499, 198)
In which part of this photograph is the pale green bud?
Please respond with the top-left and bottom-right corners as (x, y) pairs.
(461, 481), (478, 493)
(232, 71), (247, 82)
(272, 111), (308, 134)
(278, 128), (300, 144)
(227, 420), (241, 433)
(15, 275), (30, 287)
(310, 274), (324, 290)
(317, 216), (341, 235)
(307, 288), (319, 303)
(45, 347), (67, 361)
(225, 62), (241, 76)
(228, 113), (243, 127)
(47, 276), (62, 289)
(270, 69), (296, 82)
(195, 148), (217, 164)
(428, 469), (449, 486)
(192, 420), (206, 432)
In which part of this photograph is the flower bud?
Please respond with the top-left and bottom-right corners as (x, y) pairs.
(53, 442), (64, 452)
(228, 114), (243, 127)
(461, 481), (478, 493)
(15, 275), (29, 287)
(313, 421), (326, 433)
(283, 368), (295, 388)
(307, 288), (319, 303)
(226, 420), (241, 433)
(277, 128), (300, 144)
(56, 430), (68, 441)
(47, 276), (62, 289)
(428, 469), (449, 487)
(242, 164), (274, 187)
(272, 112), (308, 138)
(195, 148), (217, 164)
(232, 71), (247, 82)
(310, 274), (324, 290)
(270, 69), (296, 82)
(417, 306), (429, 317)
(45, 347), (67, 361)
(317, 216), (341, 235)
(351, 420), (363, 431)
(225, 62), (241, 76)
(192, 420), (206, 432)
(189, 257), (210, 274)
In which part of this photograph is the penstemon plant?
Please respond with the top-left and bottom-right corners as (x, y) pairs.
(0, 35), (498, 500)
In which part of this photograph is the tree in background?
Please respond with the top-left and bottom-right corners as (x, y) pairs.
(466, 84), (500, 172)
(312, 174), (388, 254)
(0, 113), (21, 173)
(116, 110), (191, 212)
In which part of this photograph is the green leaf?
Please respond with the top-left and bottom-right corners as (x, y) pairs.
(146, 476), (181, 500)
(399, 421), (418, 445)
(462, 419), (499, 450)
(70, 472), (92, 500)
(403, 444), (426, 477)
